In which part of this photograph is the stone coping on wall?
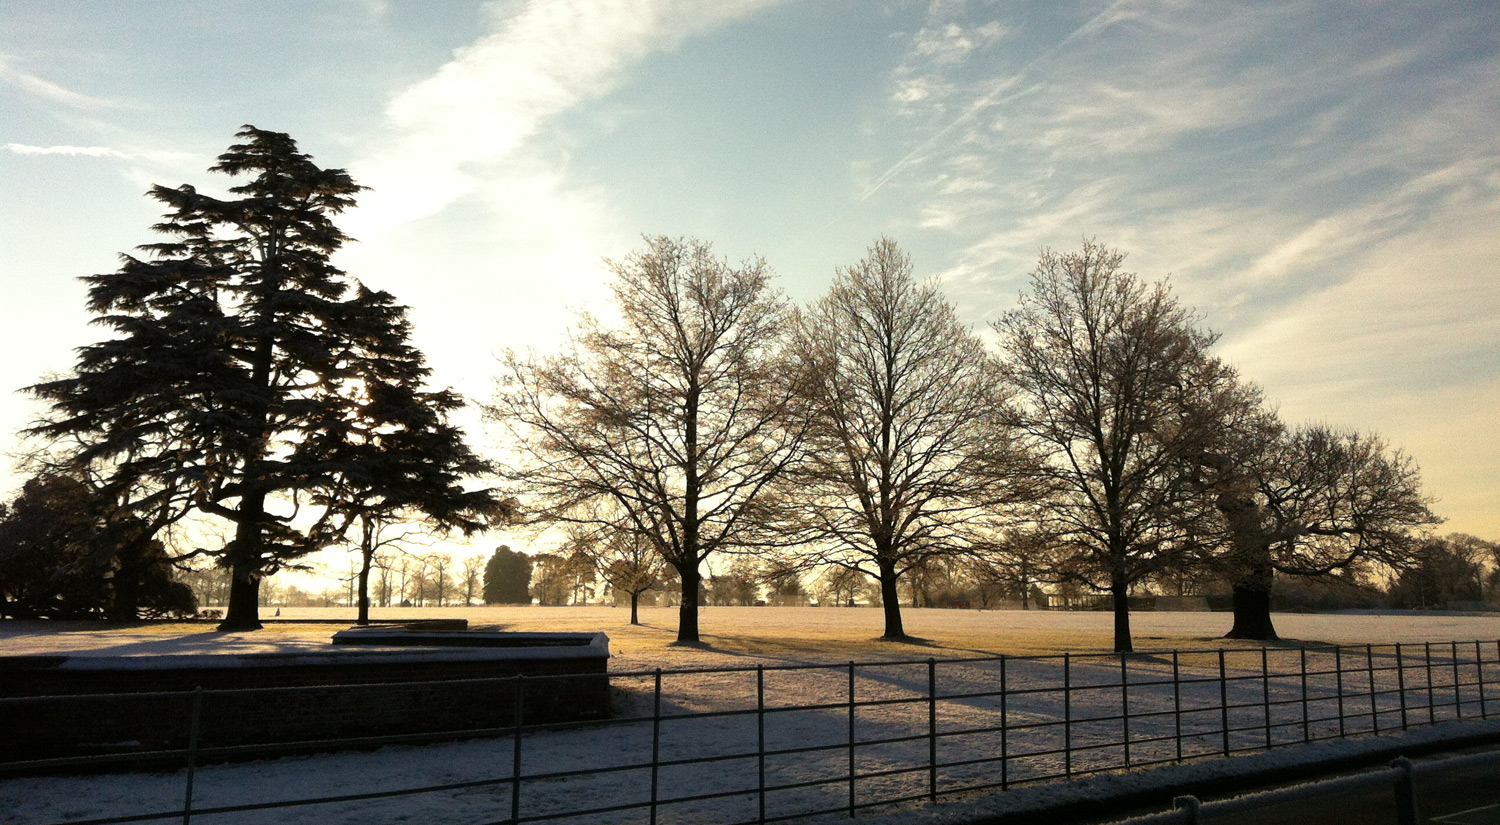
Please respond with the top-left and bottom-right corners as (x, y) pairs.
(330, 626), (605, 649)
(1, 630), (609, 675)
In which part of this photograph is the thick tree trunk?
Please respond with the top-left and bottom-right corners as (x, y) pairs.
(217, 558), (263, 631)
(1225, 548), (1279, 640)
(108, 539), (143, 622)
(219, 327), (274, 633)
(1225, 584), (1279, 640)
(676, 564), (700, 644)
(878, 560), (906, 639)
(1209, 472), (1281, 641)
(217, 501), (265, 631)
(1111, 576), (1133, 653)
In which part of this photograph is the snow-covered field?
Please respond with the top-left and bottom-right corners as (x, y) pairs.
(10, 605), (1500, 666)
(6, 607), (1500, 825)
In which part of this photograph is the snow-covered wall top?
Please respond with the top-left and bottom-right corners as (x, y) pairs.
(3, 631), (609, 671)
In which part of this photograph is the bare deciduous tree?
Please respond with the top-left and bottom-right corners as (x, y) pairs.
(425, 552), (454, 607)
(967, 526), (1056, 609)
(994, 240), (1221, 653)
(529, 552), (592, 605)
(775, 238), (1036, 639)
(460, 553), (486, 606)
(487, 237), (802, 644)
(1390, 534), (1495, 609)
(816, 565), (872, 607)
(1193, 419), (1440, 639)
(565, 521), (671, 625)
(759, 558), (809, 606)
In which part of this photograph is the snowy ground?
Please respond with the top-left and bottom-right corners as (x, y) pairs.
(6, 607), (1500, 825)
(10, 605), (1500, 667)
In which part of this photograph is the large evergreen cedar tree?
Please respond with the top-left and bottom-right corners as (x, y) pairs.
(775, 238), (1038, 639)
(488, 237), (801, 644)
(27, 127), (497, 631)
(995, 241), (1227, 653)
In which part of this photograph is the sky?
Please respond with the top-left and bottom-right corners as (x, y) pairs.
(2, 0), (1497, 580)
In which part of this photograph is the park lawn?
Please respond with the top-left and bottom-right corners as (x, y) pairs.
(7, 605), (1500, 671)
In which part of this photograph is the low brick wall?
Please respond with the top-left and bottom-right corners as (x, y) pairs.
(0, 633), (609, 761)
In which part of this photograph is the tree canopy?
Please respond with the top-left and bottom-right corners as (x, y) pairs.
(0, 474), (195, 620)
(776, 238), (1038, 639)
(488, 236), (803, 644)
(483, 545), (533, 604)
(26, 126), (495, 630)
(995, 240), (1229, 652)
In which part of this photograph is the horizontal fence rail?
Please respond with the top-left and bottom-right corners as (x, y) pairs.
(5, 640), (1500, 824)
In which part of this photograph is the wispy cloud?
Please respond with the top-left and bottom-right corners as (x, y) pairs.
(0, 54), (121, 110)
(863, 0), (1140, 202)
(4, 143), (123, 157)
(336, 0), (788, 392)
(350, 0), (785, 233)
(3, 142), (203, 181)
(879, 0), (1500, 533)
(885, 2), (1500, 291)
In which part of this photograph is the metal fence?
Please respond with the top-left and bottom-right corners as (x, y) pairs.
(6, 640), (1500, 825)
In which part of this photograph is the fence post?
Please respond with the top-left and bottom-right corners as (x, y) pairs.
(651, 669), (662, 825)
(1218, 650), (1229, 755)
(1367, 644), (1379, 734)
(1452, 641), (1463, 717)
(1300, 648), (1309, 743)
(511, 674), (524, 825)
(1426, 642), (1436, 723)
(1000, 656), (1009, 790)
(758, 665), (767, 824)
(848, 661), (856, 819)
(1120, 653), (1131, 767)
(1335, 645), (1346, 737)
(927, 658), (938, 802)
(1391, 756), (1420, 825)
(1173, 795), (1203, 825)
(1172, 651), (1182, 763)
(182, 686), (204, 825)
(1260, 648), (1271, 749)
(1064, 653), (1073, 777)
(1478, 641), (1488, 719)
(1396, 643), (1409, 730)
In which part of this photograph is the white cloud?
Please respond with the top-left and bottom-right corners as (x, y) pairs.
(349, 0), (786, 234)
(912, 21), (1007, 65)
(4, 143), (123, 157)
(333, 0), (790, 387)
(1220, 197), (1500, 391)
(879, 2), (1500, 534)
(0, 54), (120, 110)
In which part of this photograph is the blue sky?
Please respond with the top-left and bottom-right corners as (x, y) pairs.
(3, 1), (1497, 561)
